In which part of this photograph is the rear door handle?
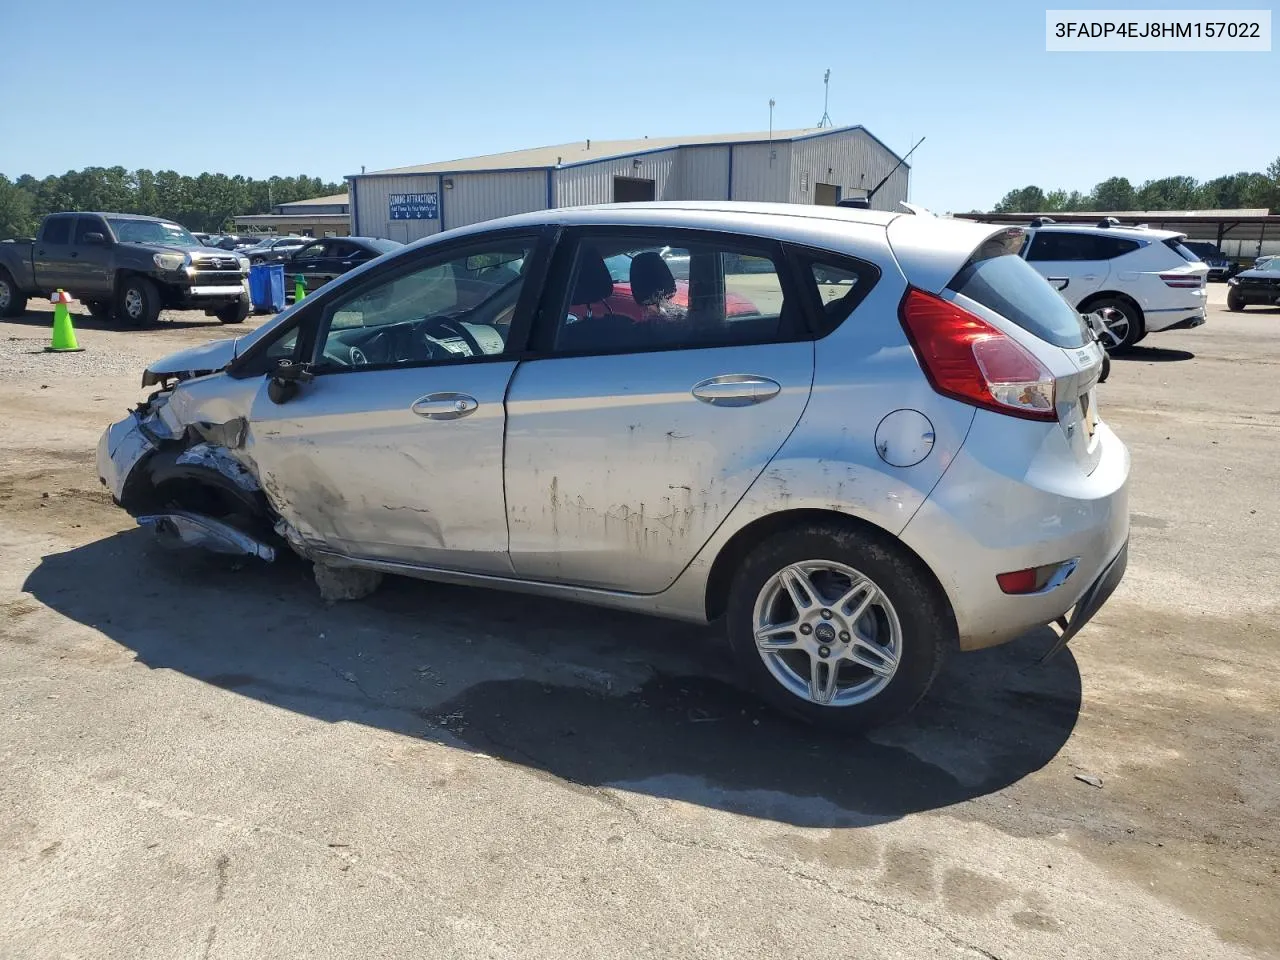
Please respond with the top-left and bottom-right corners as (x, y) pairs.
(691, 375), (781, 407)
(411, 392), (478, 420)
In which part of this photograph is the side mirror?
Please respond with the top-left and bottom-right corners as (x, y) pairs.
(267, 360), (314, 404)
(83, 232), (107, 245)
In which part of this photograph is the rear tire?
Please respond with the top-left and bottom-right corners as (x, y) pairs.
(725, 522), (952, 733)
(117, 276), (161, 327)
(1227, 291), (1246, 312)
(216, 298), (250, 325)
(1085, 297), (1142, 352)
(0, 270), (27, 318)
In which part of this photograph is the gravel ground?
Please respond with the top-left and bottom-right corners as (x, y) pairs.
(1, 284), (1278, 960)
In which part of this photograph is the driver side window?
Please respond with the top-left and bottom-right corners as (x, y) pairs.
(315, 238), (535, 370)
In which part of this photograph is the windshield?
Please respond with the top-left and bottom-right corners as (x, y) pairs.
(1258, 259), (1280, 273)
(108, 218), (200, 247)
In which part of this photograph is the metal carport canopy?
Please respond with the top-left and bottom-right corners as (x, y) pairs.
(954, 209), (1279, 246)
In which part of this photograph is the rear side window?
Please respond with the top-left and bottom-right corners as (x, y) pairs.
(792, 249), (880, 337)
(949, 247), (1088, 348)
(41, 217), (72, 244)
(1164, 238), (1200, 262)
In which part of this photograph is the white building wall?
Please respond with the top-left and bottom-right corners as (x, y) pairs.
(787, 129), (908, 211)
(553, 148), (681, 206)
(443, 171), (549, 230)
(677, 146), (731, 201)
(730, 142), (793, 203)
(352, 174), (443, 242)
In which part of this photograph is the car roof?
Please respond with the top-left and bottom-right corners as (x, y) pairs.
(74, 212), (177, 223)
(1027, 221), (1183, 240)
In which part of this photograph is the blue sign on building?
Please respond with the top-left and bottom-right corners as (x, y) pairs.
(389, 192), (439, 220)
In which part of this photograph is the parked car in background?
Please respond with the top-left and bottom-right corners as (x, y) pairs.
(1180, 240), (1235, 281)
(1017, 218), (1208, 351)
(214, 235), (262, 252)
(1226, 258), (1280, 311)
(283, 236), (401, 300)
(96, 202), (1128, 731)
(241, 235), (310, 265)
(0, 212), (250, 325)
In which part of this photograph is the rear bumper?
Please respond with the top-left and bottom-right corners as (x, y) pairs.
(899, 411), (1129, 652)
(1145, 305), (1205, 333)
(1039, 538), (1128, 661)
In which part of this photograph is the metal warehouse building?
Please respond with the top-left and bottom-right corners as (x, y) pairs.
(347, 125), (909, 242)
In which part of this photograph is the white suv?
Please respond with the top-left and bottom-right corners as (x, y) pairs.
(1019, 218), (1208, 351)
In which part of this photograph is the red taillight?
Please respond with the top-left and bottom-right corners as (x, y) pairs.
(1160, 273), (1203, 288)
(898, 288), (1057, 422)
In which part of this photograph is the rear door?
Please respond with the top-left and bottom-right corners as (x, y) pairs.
(1022, 230), (1109, 308)
(32, 215), (77, 293)
(503, 227), (815, 593)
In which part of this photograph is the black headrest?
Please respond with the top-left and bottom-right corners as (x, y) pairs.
(572, 248), (615, 304)
(630, 252), (676, 306)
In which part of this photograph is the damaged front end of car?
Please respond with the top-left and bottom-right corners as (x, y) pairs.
(97, 387), (281, 563)
(97, 348), (385, 602)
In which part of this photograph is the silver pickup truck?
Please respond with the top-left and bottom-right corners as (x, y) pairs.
(0, 212), (250, 326)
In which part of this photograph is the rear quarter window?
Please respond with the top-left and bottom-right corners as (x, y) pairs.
(949, 248), (1088, 348)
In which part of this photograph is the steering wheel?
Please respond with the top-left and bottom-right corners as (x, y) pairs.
(421, 316), (485, 358)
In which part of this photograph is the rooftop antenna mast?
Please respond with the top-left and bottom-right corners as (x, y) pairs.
(768, 98), (776, 165)
(817, 69), (832, 127)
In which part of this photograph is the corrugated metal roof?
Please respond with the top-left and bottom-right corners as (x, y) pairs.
(363, 126), (884, 176)
(279, 193), (350, 207)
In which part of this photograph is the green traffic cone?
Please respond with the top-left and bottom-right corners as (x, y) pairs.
(45, 290), (84, 353)
(294, 275), (306, 302)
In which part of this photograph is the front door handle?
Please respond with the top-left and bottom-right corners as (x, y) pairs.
(691, 375), (781, 407)
(411, 392), (478, 420)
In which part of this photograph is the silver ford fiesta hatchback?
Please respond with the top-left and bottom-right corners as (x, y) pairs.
(99, 202), (1129, 731)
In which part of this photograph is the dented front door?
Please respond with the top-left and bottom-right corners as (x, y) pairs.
(245, 362), (518, 574)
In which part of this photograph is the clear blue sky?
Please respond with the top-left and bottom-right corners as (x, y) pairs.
(1, 0), (1274, 212)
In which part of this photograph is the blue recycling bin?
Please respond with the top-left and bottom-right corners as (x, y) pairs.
(248, 263), (285, 313)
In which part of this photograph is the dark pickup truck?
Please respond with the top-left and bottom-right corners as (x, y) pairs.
(0, 212), (251, 326)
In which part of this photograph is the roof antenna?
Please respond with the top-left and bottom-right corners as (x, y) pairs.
(817, 69), (833, 128)
(768, 98), (776, 166)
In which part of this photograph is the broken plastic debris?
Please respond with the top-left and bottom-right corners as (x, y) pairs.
(137, 511), (275, 561)
(1074, 774), (1103, 788)
(176, 443), (260, 492)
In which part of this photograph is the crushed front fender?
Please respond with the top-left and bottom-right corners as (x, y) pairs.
(97, 413), (156, 502)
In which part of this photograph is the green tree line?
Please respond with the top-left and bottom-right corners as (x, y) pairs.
(991, 157), (1280, 214)
(0, 166), (344, 238)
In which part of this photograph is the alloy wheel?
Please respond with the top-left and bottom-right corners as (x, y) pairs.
(0, 279), (10, 312)
(1093, 307), (1131, 349)
(752, 560), (903, 707)
(124, 287), (144, 320)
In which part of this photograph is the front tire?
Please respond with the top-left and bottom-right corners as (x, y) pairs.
(725, 523), (952, 733)
(216, 298), (250, 324)
(1227, 291), (1246, 312)
(0, 270), (27, 318)
(1086, 297), (1143, 352)
(117, 276), (161, 327)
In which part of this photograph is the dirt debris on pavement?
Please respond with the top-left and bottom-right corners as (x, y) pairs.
(0, 291), (1278, 960)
